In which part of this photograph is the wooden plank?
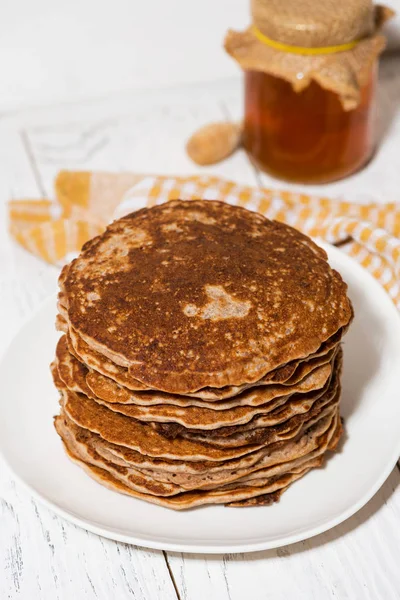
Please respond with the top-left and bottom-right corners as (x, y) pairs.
(0, 481), (178, 600)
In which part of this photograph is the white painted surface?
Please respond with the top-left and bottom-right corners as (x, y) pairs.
(0, 0), (400, 112)
(1, 71), (400, 598)
(0, 0), (248, 112)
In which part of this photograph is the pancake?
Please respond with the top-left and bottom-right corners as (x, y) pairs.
(55, 414), (186, 497)
(60, 377), (339, 461)
(59, 200), (352, 394)
(227, 490), (285, 507)
(54, 200), (353, 509)
(91, 410), (341, 490)
(173, 392), (340, 448)
(66, 327), (150, 392)
(55, 334), (339, 420)
(173, 390), (340, 448)
(55, 411), (338, 495)
(79, 406), (340, 482)
(96, 373), (335, 430)
(54, 348), (340, 451)
(56, 413), (322, 509)
(62, 389), (265, 461)
(153, 373), (340, 441)
(62, 315), (346, 400)
(84, 344), (338, 406)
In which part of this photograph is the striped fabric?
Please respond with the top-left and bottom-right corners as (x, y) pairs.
(8, 170), (400, 308)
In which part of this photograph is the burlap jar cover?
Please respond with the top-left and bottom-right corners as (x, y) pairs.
(224, 0), (394, 110)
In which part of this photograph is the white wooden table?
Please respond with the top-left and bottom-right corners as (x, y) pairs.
(1, 61), (400, 599)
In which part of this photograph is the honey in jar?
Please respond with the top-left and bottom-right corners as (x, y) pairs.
(225, 0), (393, 184)
(243, 68), (376, 184)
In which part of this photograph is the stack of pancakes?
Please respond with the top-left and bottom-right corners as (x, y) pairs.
(53, 200), (353, 509)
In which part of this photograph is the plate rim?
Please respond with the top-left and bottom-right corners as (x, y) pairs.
(1, 241), (400, 553)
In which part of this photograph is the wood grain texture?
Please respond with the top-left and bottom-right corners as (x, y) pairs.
(1, 74), (400, 599)
(0, 473), (178, 600)
(167, 468), (400, 600)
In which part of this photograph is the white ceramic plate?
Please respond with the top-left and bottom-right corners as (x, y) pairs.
(1, 243), (400, 553)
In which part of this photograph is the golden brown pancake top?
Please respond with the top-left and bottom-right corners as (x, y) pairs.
(60, 200), (352, 393)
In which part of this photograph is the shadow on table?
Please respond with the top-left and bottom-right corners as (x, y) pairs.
(377, 53), (400, 145)
(338, 256), (384, 421)
(173, 465), (399, 562)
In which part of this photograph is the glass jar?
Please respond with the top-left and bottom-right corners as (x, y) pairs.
(243, 66), (377, 184)
(224, 0), (392, 185)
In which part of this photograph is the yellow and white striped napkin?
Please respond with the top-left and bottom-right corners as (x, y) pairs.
(8, 170), (400, 308)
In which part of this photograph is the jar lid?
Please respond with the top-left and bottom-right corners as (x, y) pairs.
(252, 0), (374, 48)
(224, 2), (393, 110)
